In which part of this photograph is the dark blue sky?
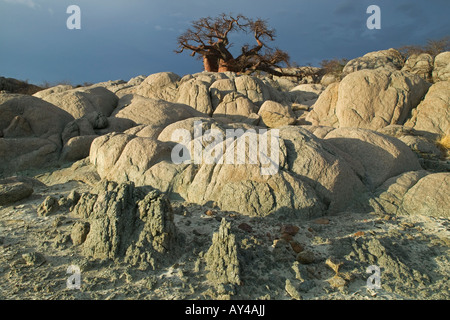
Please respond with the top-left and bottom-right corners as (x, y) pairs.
(1, 0), (449, 85)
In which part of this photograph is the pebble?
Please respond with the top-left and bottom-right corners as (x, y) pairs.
(327, 275), (347, 289)
(238, 222), (253, 233)
(313, 218), (330, 225)
(353, 231), (365, 238)
(70, 221), (90, 245)
(281, 224), (299, 236)
(296, 250), (315, 264)
(289, 241), (304, 253)
(37, 196), (59, 217)
(22, 252), (46, 266)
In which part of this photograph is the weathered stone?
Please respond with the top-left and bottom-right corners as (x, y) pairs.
(432, 51), (450, 82)
(71, 222), (90, 245)
(41, 86), (118, 119)
(79, 181), (177, 269)
(342, 48), (404, 75)
(0, 178), (33, 206)
(37, 196), (59, 216)
(373, 170), (430, 215)
(205, 219), (240, 288)
(61, 135), (98, 162)
(234, 75), (271, 107)
(135, 72), (181, 101)
(112, 94), (203, 135)
(307, 69), (431, 130)
(213, 92), (260, 125)
(176, 78), (212, 115)
(405, 81), (450, 136)
(401, 173), (450, 218)
(22, 252), (46, 266)
(324, 127), (422, 189)
(210, 79), (237, 110)
(402, 53), (434, 82)
(258, 100), (296, 128)
(296, 250), (315, 264)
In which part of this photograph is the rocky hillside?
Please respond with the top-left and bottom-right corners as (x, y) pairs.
(0, 48), (449, 300)
(0, 77), (43, 95)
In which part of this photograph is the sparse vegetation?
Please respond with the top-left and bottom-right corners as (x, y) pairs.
(319, 58), (349, 77)
(397, 36), (450, 59)
(0, 77), (43, 95)
(436, 134), (450, 159)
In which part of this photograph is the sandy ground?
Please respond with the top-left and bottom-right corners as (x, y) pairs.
(0, 161), (449, 300)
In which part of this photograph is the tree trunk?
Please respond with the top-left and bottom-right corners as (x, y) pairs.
(218, 59), (235, 72)
(203, 56), (219, 72)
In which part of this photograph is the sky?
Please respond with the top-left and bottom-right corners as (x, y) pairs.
(0, 0), (449, 85)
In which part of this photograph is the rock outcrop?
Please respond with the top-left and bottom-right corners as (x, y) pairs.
(205, 218), (241, 294)
(306, 69), (431, 130)
(402, 53), (434, 82)
(405, 80), (450, 136)
(73, 181), (177, 269)
(0, 93), (74, 173)
(40, 86), (118, 119)
(342, 48), (405, 75)
(432, 51), (450, 82)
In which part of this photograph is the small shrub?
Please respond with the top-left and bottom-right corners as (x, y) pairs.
(436, 135), (450, 159)
(319, 58), (348, 77)
(398, 36), (450, 59)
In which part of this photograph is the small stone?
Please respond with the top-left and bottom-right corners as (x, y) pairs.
(205, 210), (215, 216)
(281, 232), (293, 242)
(285, 279), (302, 300)
(52, 216), (66, 227)
(313, 218), (330, 225)
(22, 252), (46, 266)
(71, 221), (90, 245)
(296, 250), (315, 264)
(37, 196), (59, 216)
(281, 224), (299, 236)
(327, 275), (347, 289)
(61, 190), (81, 210)
(238, 222), (253, 233)
(353, 231), (365, 238)
(289, 241), (304, 253)
(0, 180), (33, 206)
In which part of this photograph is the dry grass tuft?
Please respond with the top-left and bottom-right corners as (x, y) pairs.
(436, 135), (450, 159)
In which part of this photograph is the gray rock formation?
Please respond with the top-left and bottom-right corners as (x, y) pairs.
(74, 181), (177, 269)
(205, 218), (241, 293)
(0, 177), (34, 205)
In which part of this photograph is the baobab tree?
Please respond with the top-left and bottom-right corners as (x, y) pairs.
(175, 13), (294, 77)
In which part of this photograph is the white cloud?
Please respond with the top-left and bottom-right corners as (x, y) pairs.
(2, 0), (39, 9)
